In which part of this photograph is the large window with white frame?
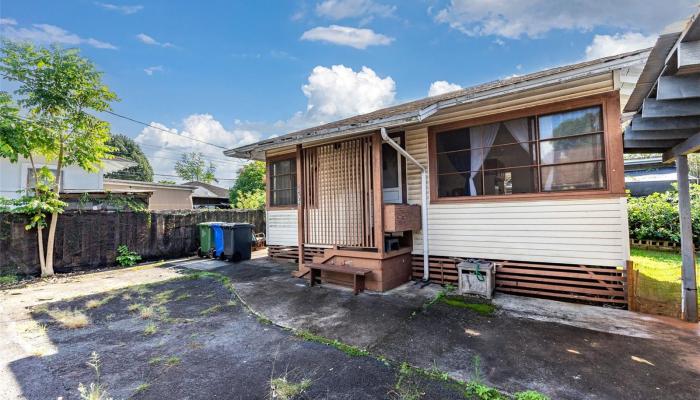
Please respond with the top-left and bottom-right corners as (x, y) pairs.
(435, 105), (606, 198)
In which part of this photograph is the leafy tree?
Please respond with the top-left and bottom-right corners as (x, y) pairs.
(104, 134), (153, 181)
(235, 188), (265, 210)
(174, 152), (217, 183)
(229, 161), (265, 205)
(0, 42), (117, 276)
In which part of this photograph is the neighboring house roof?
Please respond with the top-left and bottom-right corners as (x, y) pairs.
(624, 157), (699, 182)
(182, 181), (230, 199)
(624, 157), (665, 170)
(101, 157), (138, 174)
(225, 49), (649, 160)
(104, 179), (197, 192)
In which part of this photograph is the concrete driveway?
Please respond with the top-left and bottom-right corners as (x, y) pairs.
(2, 253), (698, 399)
(207, 256), (700, 400)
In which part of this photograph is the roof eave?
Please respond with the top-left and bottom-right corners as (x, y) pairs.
(225, 49), (649, 160)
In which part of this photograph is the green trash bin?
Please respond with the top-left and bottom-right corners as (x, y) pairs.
(221, 223), (254, 262)
(197, 222), (224, 257)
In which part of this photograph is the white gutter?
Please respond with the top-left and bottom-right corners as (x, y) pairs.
(380, 127), (430, 282)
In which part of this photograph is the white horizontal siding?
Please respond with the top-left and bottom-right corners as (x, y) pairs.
(413, 197), (630, 267)
(404, 96), (631, 268)
(266, 209), (298, 246)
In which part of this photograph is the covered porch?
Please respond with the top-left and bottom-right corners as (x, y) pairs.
(276, 131), (422, 292)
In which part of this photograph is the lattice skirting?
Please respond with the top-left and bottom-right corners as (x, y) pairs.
(267, 245), (325, 264)
(412, 255), (627, 307)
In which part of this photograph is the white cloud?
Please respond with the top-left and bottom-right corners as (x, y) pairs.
(298, 64), (395, 125)
(1, 21), (117, 49)
(144, 65), (163, 76)
(134, 114), (261, 183)
(315, 0), (395, 21)
(435, 0), (696, 39)
(95, 2), (143, 15)
(136, 33), (175, 48)
(585, 32), (657, 60)
(301, 25), (394, 49)
(428, 80), (462, 97)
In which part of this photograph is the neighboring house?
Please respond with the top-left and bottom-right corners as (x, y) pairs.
(225, 49), (649, 305)
(0, 155), (136, 200)
(625, 158), (699, 196)
(103, 179), (196, 210)
(182, 181), (231, 209)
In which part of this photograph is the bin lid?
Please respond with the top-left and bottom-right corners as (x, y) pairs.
(220, 222), (254, 229)
(198, 221), (226, 226)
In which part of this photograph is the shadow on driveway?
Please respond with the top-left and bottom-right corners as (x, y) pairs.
(7, 271), (467, 399)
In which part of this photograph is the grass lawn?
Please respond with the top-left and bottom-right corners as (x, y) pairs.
(629, 248), (700, 316)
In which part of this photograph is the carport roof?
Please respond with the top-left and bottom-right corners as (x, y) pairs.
(623, 13), (700, 160)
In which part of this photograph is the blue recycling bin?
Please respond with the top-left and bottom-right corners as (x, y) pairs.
(211, 223), (224, 258)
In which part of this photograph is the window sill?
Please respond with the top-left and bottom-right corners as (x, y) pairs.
(430, 189), (625, 204)
(266, 205), (298, 211)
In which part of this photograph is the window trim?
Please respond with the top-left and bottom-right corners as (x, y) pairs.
(266, 154), (298, 210)
(428, 92), (625, 203)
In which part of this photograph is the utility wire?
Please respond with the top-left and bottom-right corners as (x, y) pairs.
(2, 74), (237, 151)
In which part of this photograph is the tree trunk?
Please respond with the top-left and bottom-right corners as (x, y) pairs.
(43, 143), (64, 277)
(37, 227), (47, 276)
(28, 155), (47, 274)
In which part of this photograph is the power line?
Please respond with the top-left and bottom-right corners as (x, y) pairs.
(103, 110), (230, 150)
(2, 74), (240, 152)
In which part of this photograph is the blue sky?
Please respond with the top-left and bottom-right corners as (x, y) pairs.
(1, 0), (697, 184)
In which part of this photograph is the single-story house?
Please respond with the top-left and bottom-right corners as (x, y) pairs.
(0, 155), (136, 200)
(225, 49), (650, 305)
(625, 157), (699, 196)
(104, 179), (196, 210)
(182, 181), (231, 209)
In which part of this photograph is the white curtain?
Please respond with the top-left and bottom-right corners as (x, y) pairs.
(503, 118), (530, 153)
(469, 123), (499, 195)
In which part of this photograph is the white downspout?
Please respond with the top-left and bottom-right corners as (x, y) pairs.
(380, 127), (430, 282)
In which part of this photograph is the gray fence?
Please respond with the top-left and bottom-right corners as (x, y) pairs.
(0, 209), (265, 276)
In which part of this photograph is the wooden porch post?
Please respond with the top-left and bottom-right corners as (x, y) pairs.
(676, 155), (698, 323)
(296, 144), (305, 267)
(372, 132), (385, 254)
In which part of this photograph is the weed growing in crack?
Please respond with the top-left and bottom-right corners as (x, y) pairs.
(77, 352), (112, 400)
(143, 322), (158, 336)
(295, 330), (369, 357)
(164, 356), (181, 367)
(199, 304), (225, 316)
(270, 377), (311, 400)
(134, 383), (150, 395)
(513, 391), (550, 400)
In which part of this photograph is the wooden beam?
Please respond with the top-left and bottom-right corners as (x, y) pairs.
(624, 128), (698, 140)
(657, 74), (700, 100)
(675, 155), (698, 323)
(631, 114), (700, 131)
(371, 132), (384, 254)
(296, 144), (305, 267)
(662, 130), (700, 162)
(678, 40), (700, 72)
(642, 98), (700, 118)
(625, 139), (683, 149)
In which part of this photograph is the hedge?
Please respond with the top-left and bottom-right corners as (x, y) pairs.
(627, 184), (700, 246)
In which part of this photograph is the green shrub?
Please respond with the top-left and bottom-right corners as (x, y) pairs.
(116, 245), (141, 267)
(627, 184), (700, 246)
